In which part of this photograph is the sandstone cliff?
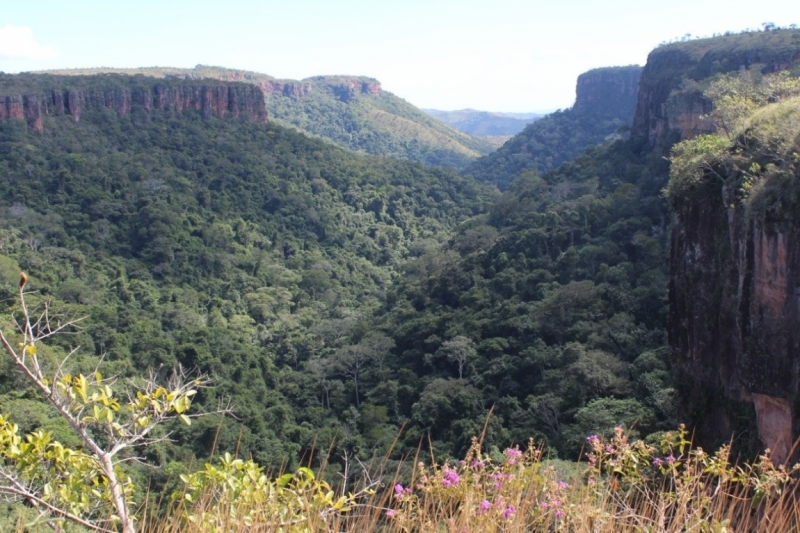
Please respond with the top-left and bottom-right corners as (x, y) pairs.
(632, 30), (800, 147)
(668, 94), (800, 462)
(0, 75), (267, 131)
(573, 65), (642, 118)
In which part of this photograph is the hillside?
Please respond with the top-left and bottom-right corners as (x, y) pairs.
(363, 31), (800, 461)
(0, 73), (495, 477)
(464, 65), (642, 190)
(42, 66), (496, 168)
(2, 27), (800, 502)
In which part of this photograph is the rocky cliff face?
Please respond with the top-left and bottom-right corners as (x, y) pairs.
(573, 65), (642, 118)
(632, 31), (800, 147)
(0, 81), (267, 131)
(670, 181), (800, 462)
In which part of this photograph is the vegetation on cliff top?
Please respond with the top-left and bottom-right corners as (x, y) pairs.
(41, 66), (495, 169)
(666, 70), (800, 212)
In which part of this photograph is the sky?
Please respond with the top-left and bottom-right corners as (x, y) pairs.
(0, 0), (797, 112)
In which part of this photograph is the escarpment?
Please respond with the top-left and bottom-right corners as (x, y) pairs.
(0, 75), (267, 131)
(670, 182), (800, 462)
(668, 95), (800, 463)
(573, 65), (642, 118)
(632, 30), (800, 148)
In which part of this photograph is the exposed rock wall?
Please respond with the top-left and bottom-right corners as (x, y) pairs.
(0, 83), (267, 131)
(670, 184), (800, 463)
(632, 34), (800, 147)
(573, 65), (642, 119)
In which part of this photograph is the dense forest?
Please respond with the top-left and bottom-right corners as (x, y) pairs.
(0, 99), (494, 485)
(2, 28), (800, 531)
(0, 73), (674, 478)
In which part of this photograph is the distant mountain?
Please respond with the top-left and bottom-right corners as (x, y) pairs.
(42, 66), (495, 169)
(422, 108), (544, 137)
(464, 65), (643, 189)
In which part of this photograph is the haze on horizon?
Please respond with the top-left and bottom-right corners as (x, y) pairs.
(0, 0), (796, 113)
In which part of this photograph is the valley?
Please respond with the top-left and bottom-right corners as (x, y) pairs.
(0, 21), (799, 532)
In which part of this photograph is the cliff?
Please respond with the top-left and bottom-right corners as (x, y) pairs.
(632, 29), (800, 147)
(668, 95), (800, 462)
(0, 74), (267, 131)
(39, 66), (487, 168)
(573, 65), (642, 117)
(464, 64), (642, 189)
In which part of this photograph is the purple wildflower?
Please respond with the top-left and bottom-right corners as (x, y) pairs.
(442, 467), (461, 488)
(394, 484), (411, 499)
(478, 499), (491, 515)
(386, 509), (396, 518)
(504, 448), (523, 465)
(503, 505), (516, 519)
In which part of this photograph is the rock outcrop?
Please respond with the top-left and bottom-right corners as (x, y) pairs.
(670, 184), (800, 462)
(573, 65), (642, 118)
(0, 81), (267, 131)
(632, 31), (800, 148)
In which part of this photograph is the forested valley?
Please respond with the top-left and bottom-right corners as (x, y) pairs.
(0, 26), (800, 531)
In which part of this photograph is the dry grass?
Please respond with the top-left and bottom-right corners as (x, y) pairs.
(140, 427), (800, 533)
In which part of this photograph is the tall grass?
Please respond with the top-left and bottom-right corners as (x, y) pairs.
(143, 426), (800, 532)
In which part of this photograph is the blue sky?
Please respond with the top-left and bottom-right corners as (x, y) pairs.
(0, 0), (796, 112)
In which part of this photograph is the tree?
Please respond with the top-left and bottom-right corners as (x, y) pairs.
(0, 273), (226, 532)
(333, 333), (394, 407)
(435, 336), (476, 379)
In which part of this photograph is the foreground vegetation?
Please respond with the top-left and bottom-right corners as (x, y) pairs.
(6, 418), (799, 531)
(152, 426), (800, 532)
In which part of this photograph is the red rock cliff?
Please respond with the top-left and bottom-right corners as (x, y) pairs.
(632, 32), (800, 148)
(670, 182), (800, 462)
(0, 82), (267, 131)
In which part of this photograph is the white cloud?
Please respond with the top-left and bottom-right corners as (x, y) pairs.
(0, 24), (58, 60)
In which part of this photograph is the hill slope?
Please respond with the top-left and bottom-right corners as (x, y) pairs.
(42, 66), (495, 168)
(465, 65), (642, 190)
(0, 73), (495, 472)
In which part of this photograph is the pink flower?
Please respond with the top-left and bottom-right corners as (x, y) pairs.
(555, 510), (566, 519)
(386, 509), (396, 518)
(478, 499), (491, 515)
(394, 484), (411, 499)
(557, 480), (569, 489)
(504, 448), (523, 465)
(503, 505), (515, 519)
(442, 467), (461, 488)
